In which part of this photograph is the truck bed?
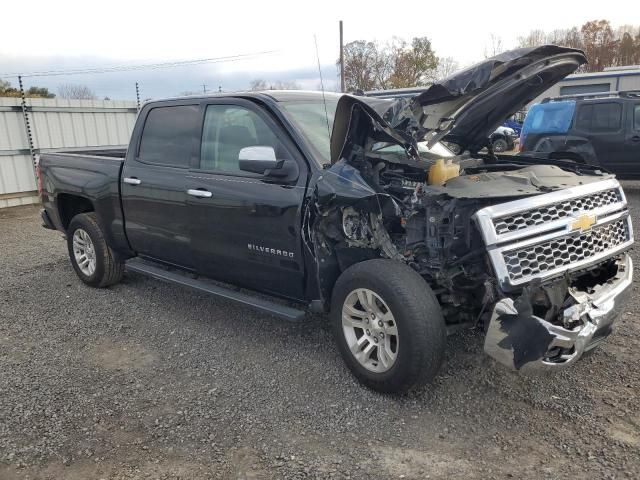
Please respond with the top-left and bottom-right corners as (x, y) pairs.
(38, 147), (128, 253)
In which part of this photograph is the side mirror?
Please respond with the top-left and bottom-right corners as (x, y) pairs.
(238, 146), (282, 174)
(238, 146), (299, 180)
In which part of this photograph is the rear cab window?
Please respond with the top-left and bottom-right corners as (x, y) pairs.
(138, 105), (200, 167)
(634, 104), (640, 131)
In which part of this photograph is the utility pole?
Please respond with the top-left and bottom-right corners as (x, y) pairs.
(339, 20), (345, 93)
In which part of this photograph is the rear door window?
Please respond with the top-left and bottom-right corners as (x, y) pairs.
(575, 102), (622, 132)
(139, 105), (199, 167)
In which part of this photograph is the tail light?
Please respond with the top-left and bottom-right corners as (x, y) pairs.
(35, 156), (43, 196)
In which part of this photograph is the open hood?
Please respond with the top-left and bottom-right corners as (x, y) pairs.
(330, 45), (587, 163)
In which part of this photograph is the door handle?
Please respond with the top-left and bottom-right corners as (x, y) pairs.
(187, 189), (213, 198)
(632, 135), (640, 142)
(123, 177), (142, 185)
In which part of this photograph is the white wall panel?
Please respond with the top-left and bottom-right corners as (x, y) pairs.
(0, 97), (137, 204)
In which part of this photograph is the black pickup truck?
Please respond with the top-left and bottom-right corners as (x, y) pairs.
(39, 46), (634, 393)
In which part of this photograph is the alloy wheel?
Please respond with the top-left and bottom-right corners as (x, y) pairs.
(72, 228), (97, 276)
(341, 288), (399, 373)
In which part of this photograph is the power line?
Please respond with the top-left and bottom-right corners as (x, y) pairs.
(0, 50), (278, 78)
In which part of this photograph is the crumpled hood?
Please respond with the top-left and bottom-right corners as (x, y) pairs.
(330, 45), (587, 163)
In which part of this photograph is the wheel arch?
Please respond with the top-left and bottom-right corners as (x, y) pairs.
(57, 193), (95, 230)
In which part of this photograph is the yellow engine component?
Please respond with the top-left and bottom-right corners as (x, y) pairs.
(427, 159), (460, 186)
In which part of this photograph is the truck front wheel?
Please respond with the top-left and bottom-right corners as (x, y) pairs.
(67, 213), (124, 288)
(331, 259), (446, 393)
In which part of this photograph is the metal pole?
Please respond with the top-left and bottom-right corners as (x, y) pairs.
(135, 82), (141, 111)
(18, 76), (37, 174)
(339, 20), (345, 93)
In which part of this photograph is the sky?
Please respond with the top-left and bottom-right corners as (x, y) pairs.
(0, 0), (633, 100)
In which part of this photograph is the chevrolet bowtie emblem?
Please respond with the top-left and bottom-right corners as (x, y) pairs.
(570, 214), (596, 232)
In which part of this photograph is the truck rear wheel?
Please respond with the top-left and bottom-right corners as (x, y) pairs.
(67, 213), (124, 288)
(331, 259), (446, 393)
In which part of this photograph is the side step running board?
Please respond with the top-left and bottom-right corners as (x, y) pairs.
(126, 258), (306, 322)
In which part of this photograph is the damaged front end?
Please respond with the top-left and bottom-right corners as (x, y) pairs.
(306, 45), (634, 372)
(485, 255), (633, 370)
(476, 180), (634, 370)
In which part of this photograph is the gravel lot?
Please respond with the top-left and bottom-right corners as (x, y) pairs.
(1, 184), (639, 480)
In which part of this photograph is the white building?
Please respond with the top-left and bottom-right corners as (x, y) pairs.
(531, 66), (640, 104)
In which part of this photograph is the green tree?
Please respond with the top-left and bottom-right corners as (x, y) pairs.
(0, 78), (20, 97)
(340, 40), (379, 92)
(388, 37), (438, 88)
(0, 78), (56, 98)
(340, 36), (439, 91)
(26, 86), (55, 98)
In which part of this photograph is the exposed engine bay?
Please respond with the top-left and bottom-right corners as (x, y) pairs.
(310, 146), (619, 329)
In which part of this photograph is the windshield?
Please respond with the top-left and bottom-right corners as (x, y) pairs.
(280, 97), (339, 164)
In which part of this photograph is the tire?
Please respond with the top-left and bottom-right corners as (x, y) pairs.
(491, 137), (509, 153)
(67, 212), (124, 288)
(331, 259), (446, 393)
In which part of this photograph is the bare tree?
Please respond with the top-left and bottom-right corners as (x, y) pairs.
(249, 79), (268, 91)
(515, 21), (640, 72)
(271, 80), (301, 90)
(58, 84), (97, 100)
(517, 29), (547, 48)
(563, 27), (584, 50)
(484, 34), (505, 58)
(581, 20), (616, 72)
(618, 31), (636, 66)
(435, 56), (460, 80)
(249, 78), (300, 91)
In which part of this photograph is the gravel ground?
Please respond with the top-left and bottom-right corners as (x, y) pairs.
(1, 184), (639, 480)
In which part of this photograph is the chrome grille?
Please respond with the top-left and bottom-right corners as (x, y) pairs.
(502, 219), (630, 281)
(474, 179), (634, 289)
(493, 188), (621, 235)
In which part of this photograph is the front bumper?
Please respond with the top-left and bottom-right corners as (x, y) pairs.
(484, 254), (633, 371)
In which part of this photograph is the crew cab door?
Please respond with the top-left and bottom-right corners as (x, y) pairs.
(186, 99), (309, 300)
(625, 102), (640, 176)
(121, 102), (200, 268)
